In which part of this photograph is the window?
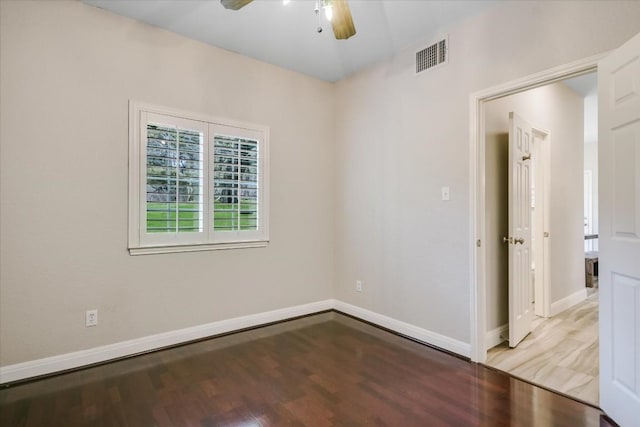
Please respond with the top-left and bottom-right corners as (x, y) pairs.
(129, 102), (269, 254)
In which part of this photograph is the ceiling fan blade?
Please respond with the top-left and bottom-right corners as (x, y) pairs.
(331, 0), (356, 40)
(220, 0), (254, 11)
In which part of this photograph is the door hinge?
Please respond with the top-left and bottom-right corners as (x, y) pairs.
(477, 239), (481, 247)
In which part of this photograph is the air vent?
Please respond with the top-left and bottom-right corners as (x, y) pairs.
(416, 37), (448, 74)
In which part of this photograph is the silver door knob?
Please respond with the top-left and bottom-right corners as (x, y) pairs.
(514, 238), (525, 244)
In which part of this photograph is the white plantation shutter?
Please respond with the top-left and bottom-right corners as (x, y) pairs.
(139, 112), (208, 247)
(129, 102), (268, 254)
(213, 134), (259, 232)
(145, 123), (204, 234)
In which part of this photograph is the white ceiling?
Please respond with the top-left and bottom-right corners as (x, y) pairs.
(83, 0), (501, 82)
(563, 72), (597, 98)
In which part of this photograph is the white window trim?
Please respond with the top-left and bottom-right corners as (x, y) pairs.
(128, 101), (270, 255)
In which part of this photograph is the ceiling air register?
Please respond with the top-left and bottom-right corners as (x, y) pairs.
(416, 37), (448, 74)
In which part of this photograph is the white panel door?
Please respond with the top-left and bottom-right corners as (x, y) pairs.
(508, 112), (534, 348)
(599, 31), (640, 427)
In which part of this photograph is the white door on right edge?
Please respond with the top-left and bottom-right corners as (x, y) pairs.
(598, 30), (640, 427)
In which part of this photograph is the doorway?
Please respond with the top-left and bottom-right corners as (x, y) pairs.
(471, 51), (601, 394)
(469, 54), (602, 359)
(471, 33), (640, 427)
(481, 73), (599, 404)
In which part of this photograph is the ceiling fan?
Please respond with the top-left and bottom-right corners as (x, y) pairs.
(220, 0), (356, 40)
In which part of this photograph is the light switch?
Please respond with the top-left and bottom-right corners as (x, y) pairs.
(441, 186), (450, 201)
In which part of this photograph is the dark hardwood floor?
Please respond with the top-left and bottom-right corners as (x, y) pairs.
(0, 312), (606, 426)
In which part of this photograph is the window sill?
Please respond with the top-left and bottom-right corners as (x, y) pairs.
(129, 240), (269, 255)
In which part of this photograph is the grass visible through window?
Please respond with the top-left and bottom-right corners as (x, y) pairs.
(213, 201), (258, 231)
(146, 202), (257, 232)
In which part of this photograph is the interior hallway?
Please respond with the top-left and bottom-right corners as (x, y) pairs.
(486, 291), (599, 405)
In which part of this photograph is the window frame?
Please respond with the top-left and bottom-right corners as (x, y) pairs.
(128, 101), (269, 255)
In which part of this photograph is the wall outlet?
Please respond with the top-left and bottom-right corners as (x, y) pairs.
(86, 309), (98, 327)
(356, 280), (363, 292)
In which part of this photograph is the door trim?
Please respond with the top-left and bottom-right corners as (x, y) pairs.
(532, 128), (550, 318)
(469, 52), (606, 363)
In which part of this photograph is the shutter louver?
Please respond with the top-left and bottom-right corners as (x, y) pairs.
(146, 124), (203, 233)
(213, 135), (259, 231)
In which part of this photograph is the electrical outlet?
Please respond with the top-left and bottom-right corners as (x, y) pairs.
(356, 280), (363, 292)
(86, 309), (98, 327)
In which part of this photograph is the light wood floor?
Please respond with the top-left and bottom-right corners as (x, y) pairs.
(486, 291), (599, 405)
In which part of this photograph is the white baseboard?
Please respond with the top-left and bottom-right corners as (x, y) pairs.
(0, 300), (334, 384)
(1, 299), (472, 384)
(334, 301), (470, 358)
(486, 324), (508, 349)
(550, 288), (587, 317)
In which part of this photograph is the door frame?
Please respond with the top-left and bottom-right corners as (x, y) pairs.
(532, 128), (550, 318)
(469, 53), (606, 363)
(583, 170), (594, 252)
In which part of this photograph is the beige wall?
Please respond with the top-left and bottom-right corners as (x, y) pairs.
(334, 1), (640, 343)
(484, 82), (585, 332)
(2, 0), (640, 369)
(0, 0), (335, 365)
